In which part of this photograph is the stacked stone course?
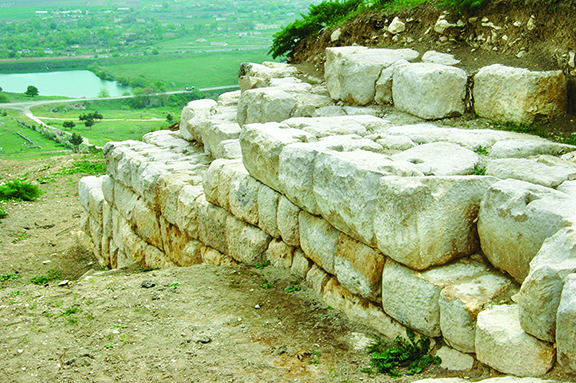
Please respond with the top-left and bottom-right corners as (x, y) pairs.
(78, 51), (576, 378)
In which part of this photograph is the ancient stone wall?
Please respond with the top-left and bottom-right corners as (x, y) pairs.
(78, 53), (576, 377)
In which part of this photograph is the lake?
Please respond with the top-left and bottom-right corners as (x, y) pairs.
(0, 70), (131, 98)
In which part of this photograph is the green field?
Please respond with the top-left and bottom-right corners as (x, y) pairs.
(101, 49), (273, 89)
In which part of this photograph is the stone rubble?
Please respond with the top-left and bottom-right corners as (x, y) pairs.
(79, 50), (576, 379)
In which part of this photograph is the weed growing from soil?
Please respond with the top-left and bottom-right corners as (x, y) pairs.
(57, 159), (106, 175)
(11, 230), (29, 243)
(474, 145), (489, 155)
(0, 273), (20, 282)
(363, 329), (441, 377)
(0, 205), (7, 218)
(254, 260), (271, 269)
(0, 179), (42, 201)
(30, 269), (61, 285)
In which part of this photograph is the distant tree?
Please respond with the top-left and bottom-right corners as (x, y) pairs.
(63, 120), (76, 129)
(166, 113), (173, 123)
(24, 85), (39, 97)
(84, 117), (95, 129)
(79, 113), (87, 121)
(91, 111), (103, 120)
(69, 133), (83, 152)
(98, 88), (110, 98)
(0, 86), (2, 91)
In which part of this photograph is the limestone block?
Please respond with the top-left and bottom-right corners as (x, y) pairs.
(325, 46), (419, 105)
(225, 215), (271, 265)
(176, 184), (203, 240)
(291, 93), (334, 118)
(422, 51), (460, 66)
(217, 90), (241, 106)
(102, 200), (113, 239)
(435, 347), (474, 371)
(388, 17), (405, 34)
(202, 159), (227, 205)
(440, 273), (513, 353)
(393, 63), (467, 119)
(314, 150), (424, 246)
(265, 238), (294, 269)
(556, 274), (576, 372)
(269, 77), (312, 92)
(113, 181), (138, 222)
(474, 64), (566, 125)
(238, 62), (298, 92)
(314, 106), (347, 117)
(319, 135), (384, 153)
(299, 211), (340, 274)
(306, 264), (330, 294)
(392, 142), (479, 176)
(142, 243), (176, 269)
(475, 305), (555, 376)
(257, 184), (281, 238)
(489, 138), (575, 159)
(159, 218), (192, 266)
(381, 258), (490, 337)
(283, 116), (367, 138)
(213, 139), (242, 160)
(217, 159), (246, 211)
(78, 176), (105, 221)
(335, 233), (385, 301)
(143, 130), (197, 155)
(375, 59), (410, 105)
(558, 179), (576, 197)
(101, 175), (114, 204)
(179, 99), (217, 142)
(201, 246), (238, 267)
(375, 175), (497, 270)
(375, 134), (416, 151)
(478, 179), (576, 282)
(229, 170), (260, 226)
(133, 198), (162, 251)
(88, 215), (103, 258)
(277, 196), (300, 247)
(237, 88), (296, 126)
(323, 277), (408, 341)
(487, 158), (576, 188)
(157, 174), (189, 226)
(240, 122), (316, 192)
(519, 228), (576, 342)
(200, 121), (242, 156)
(196, 197), (229, 255)
(131, 162), (164, 210)
(291, 249), (312, 280)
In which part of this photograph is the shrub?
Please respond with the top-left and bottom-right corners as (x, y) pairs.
(439, 0), (486, 12)
(0, 179), (42, 201)
(269, 0), (363, 59)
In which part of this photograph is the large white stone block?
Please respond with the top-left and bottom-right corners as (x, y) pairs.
(277, 196), (300, 247)
(78, 176), (105, 222)
(375, 175), (497, 270)
(228, 170), (261, 227)
(478, 179), (576, 282)
(489, 138), (575, 159)
(199, 121), (242, 156)
(237, 88), (296, 125)
(556, 273), (576, 373)
(381, 258), (490, 337)
(196, 197), (229, 255)
(475, 305), (555, 376)
(325, 46), (419, 105)
(474, 64), (566, 125)
(240, 122), (316, 192)
(393, 63), (467, 119)
(519, 227), (576, 342)
(179, 99), (217, 142)
(392, 142), (478, 176)
(486, 158), (576, 188)
(225, 215), (271, 265)
(299, 211), (340, 275)
(283, 116), (367, 138)
(257, 184), (281, 238)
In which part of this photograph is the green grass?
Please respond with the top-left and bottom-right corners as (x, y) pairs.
(30, 269), (61, 285)
(57, 159), (106, 175)
(101, 49), (272, 89)
(68, 120), (168, 147)
(0, 91), (74, 103)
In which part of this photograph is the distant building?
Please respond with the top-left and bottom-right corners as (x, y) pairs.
(211, 42), (227, 46)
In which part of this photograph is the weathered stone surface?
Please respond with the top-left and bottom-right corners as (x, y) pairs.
(202, 159), (227, 206)
(228, 170), (260, 226)
(181, 240), (204, 266)
(213, 139), (242, 159)
(143, 130), (197, 155)
(323, 277), (408, 341)
(306, 264), (330, 294)
(374, 59), (409, 105)
(558, 179), (576, 197)
(240, 122), (316, 193)
(440, 273), (513, 353)
(375, 175), (497, 270)
(435, 346), (474, 371)
(381, 258), (490, 337)
(314, 150), (423, 246)
(392, 142), (478, 176)
(556, 273), (576, 372)
(265, 238), (293, 269)
(133, 198), (162, 251)
(176, 184), (203, 239)
(237, 88), (296, 125)
(325, 46), (419, 105)
(519, 227), (576, 342)
(422, 50), (460, 66)
(475, 305), (555, 376)
(393, 63), (467, 119)
(78, 176), (105, 221)
(179, 99), (217, 142)
(225, 215), (271, 265)
(412, 378), (558, 383)
(299, 211), (340, 274)
(217, 90), (241, 106)
(335, 233), (385, 301)
(216, 159), (246, 211)
(159, 217), (192, 266)
(196, 197), (229, 255)
(478, 179), (576, 282)
(200, 121), (242, 156)
(374, 134), (416, 151)
(113, 181), (138, 222)
(489, 138), (575, 159)
(101, 175), (114, 204)
(291, 249), (312, 279)
(277, 196), (300, 247)
(238, 62), (298, 92)
(258, 184), (281, 238)
(474, 64), (566, 125)
(388, 16), (405, 34)
(486, 158), (576, 188)
(283, 116), (367, 138)
(201, 246), (238, 267)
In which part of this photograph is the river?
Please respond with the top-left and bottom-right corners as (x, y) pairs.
(0, 70), (131, 98)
